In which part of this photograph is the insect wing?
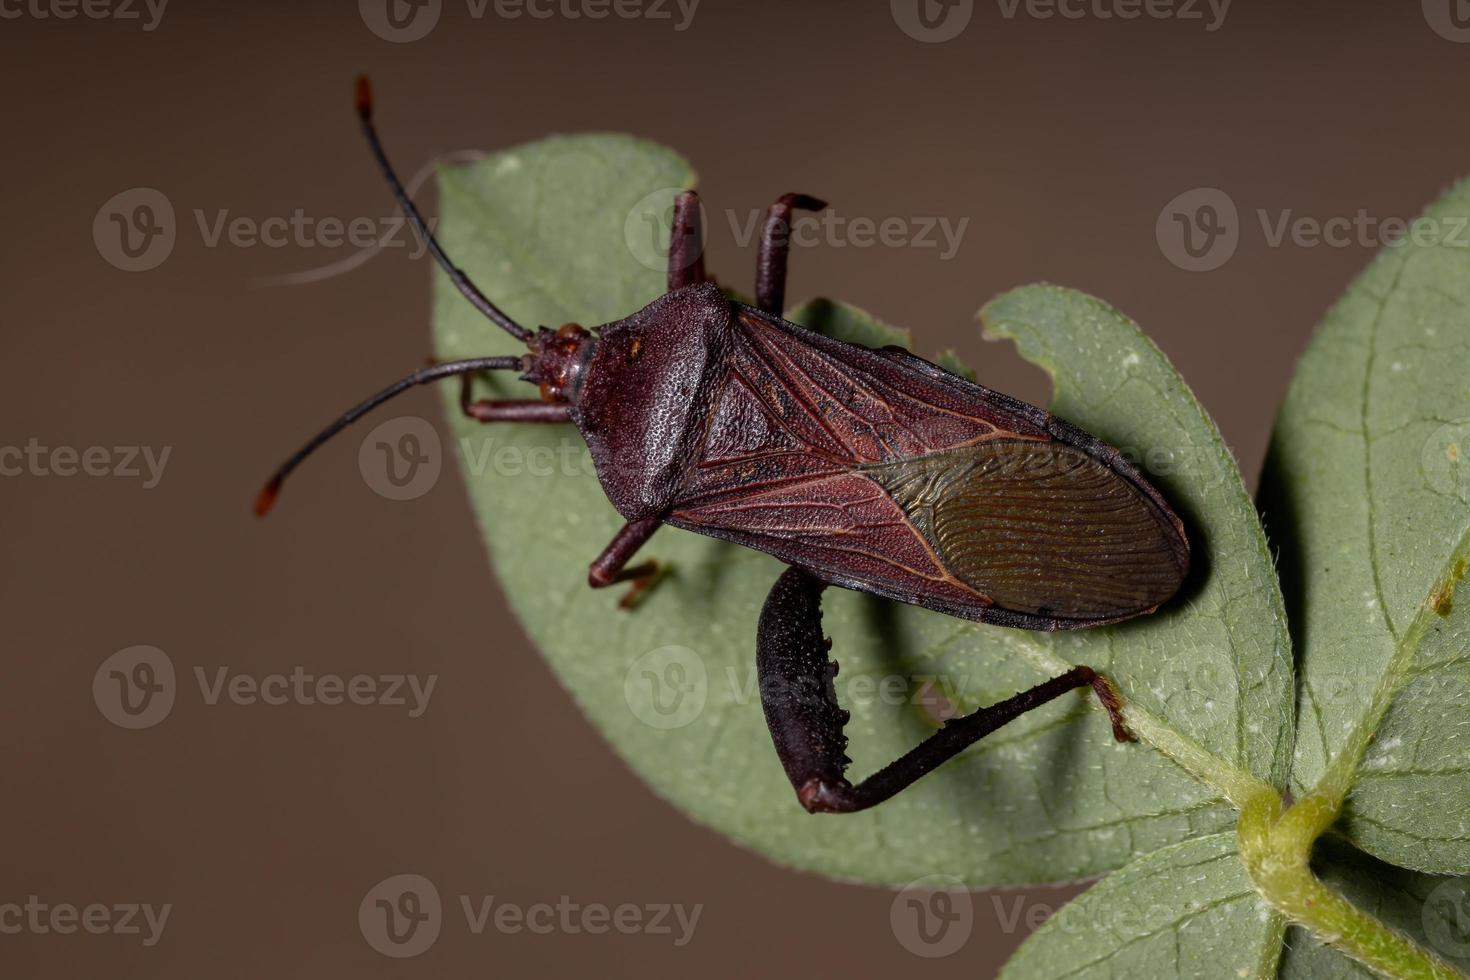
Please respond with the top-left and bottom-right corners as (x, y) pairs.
(666, 306), (1187, 628)
(865, 441), (1188, 620)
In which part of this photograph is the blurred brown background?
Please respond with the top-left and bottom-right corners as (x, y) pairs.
(4, 0), (1470, 976)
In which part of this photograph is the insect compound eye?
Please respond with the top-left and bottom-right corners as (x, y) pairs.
(555, 322), (590, 356)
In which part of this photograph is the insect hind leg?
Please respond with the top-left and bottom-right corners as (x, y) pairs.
(756, 566), (1132, 815)
(755, 193), (827, 315)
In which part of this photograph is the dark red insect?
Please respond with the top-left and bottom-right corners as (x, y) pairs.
(259, 78), (1189, 814)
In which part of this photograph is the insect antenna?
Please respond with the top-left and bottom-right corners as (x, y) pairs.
(355, 75), (533, 344)
(254, 355), (525, 517)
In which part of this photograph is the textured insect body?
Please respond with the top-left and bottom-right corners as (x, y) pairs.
(560, 284), (1186, 630)
(557, 287), (732, 522)
(260, 79), (1190, 816)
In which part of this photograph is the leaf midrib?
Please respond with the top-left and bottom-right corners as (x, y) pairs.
(1318, 518), (1470, 806)
(1310, 244), (1470, 810)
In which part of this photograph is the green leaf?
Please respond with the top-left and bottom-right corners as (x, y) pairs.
(978, 286), (1296, 796)
(1259, 177), (1470, 874)
(1000, 834), (1470, 980)
(1001, 835), (1470, 980)
(1000, 833), (1286, 980)
(431, 138), (1293, 889)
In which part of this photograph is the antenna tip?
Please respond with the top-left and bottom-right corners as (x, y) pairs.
(354, 75), (373, 120)
(254, 477), (282, 518)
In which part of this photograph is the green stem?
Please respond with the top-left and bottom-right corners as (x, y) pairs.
(1117, 700), (1275, 810)
(1237, 789), (1467, 980)
(1005, 638), (1274, 808)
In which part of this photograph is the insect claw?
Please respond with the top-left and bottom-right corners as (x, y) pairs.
(1085, 670), (1135, 743)
(616, 561), (666, 611)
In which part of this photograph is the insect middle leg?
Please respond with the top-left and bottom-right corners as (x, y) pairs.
(455, 380), (664, 608)
(589, 516), (663, 609)
(755, 193), (827, 315)
(756, 566), (1133, 814)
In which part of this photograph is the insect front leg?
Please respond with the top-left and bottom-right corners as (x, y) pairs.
(459, 376), (571, 423)
(755, 193), (827, 315)
(756, 566), (1133, 814)
(666, 190), (707, 291)
(589, 516), (664, 610)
